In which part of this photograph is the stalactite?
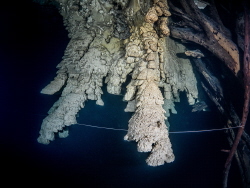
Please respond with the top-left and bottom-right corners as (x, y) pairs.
(37, 0), (198, 166)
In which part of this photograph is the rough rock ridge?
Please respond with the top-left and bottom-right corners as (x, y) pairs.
(123, 20), (176, 166)
(38, 0), (129, 144)
(37, 0), (198, 166)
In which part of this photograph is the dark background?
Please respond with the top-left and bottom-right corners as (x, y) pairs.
(0, 1), (243, 187)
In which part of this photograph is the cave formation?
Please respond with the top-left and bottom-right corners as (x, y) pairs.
(36, 0), (250, 186)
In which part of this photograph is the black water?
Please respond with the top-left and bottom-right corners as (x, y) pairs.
(1, 1), (243, 187)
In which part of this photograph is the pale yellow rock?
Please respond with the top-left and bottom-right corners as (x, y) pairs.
(147, 61), (157, 69)
(126, 44), (142, 57)
(146, 53), (157, 61)
(124, 100), (136, 112)
(159, 62), (164, 70)
(41, 73), (67, 95)
(145, 7), (158, 23)
(126, 57), (135, 64)
(154, 5), (163, 16)
(38, 0), (198, 168)
(149, 43), (158, 52)
(123, 16), (175, 166)
(137, 69), (148, 80)
(38, 0), (125, 145)
(159, 17), (170, 36)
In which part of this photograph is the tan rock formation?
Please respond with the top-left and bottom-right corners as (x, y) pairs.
(37, 0), (198, 167)
(38, 0), (129, 144)
(123, 0), (198, 166)
(123, 0), (176, 165)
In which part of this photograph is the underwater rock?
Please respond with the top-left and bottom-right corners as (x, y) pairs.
(58, 129), (69, 138)
(124, 100), (136, 112)
(192, 101), (208, 112)
(162, 37), (198, 106)
(41, 73), (67, 95)
(38, 0), (126, 144)
(125, 80), (175, 166)
(113, 9), (131, 40)
(122, 1), (198, 164)
(37, 0), (198, 167)
(123, 0), (197, 166)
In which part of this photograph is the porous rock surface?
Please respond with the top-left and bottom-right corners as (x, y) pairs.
(38, 0), (129, 144)
(38, 0), (198, 166)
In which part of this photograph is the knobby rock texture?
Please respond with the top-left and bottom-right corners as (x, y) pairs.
(37, 0), (198, 166)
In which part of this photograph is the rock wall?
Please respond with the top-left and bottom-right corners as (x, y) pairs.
(37, 0), (198, 166)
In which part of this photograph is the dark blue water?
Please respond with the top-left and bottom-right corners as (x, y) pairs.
(1, 1), (242, 187)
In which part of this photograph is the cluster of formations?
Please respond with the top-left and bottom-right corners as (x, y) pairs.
(38, 0), (198, 166)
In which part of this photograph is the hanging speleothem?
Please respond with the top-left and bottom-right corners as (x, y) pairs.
(37, 0), (198, 166)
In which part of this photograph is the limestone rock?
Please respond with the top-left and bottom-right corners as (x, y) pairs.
(162, 37), (198, 105)
(38, 0), (125, 144)
(124, 81), (175, 166)
(124, 100), (136, 112)
(58, 129), (69, 138)
(159, 17), (170, 36)
(37, 0), (198, 167)
(41, 73), (67, 95)
(123, 19), (175, 166)
(145, 7), (158, 23)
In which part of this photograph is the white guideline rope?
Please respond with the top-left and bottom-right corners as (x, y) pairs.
(168, 126), (243, 134)
(35, 112), (242, 133)
(77, 123), (243, 133)
(77, 123), (128, 131)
